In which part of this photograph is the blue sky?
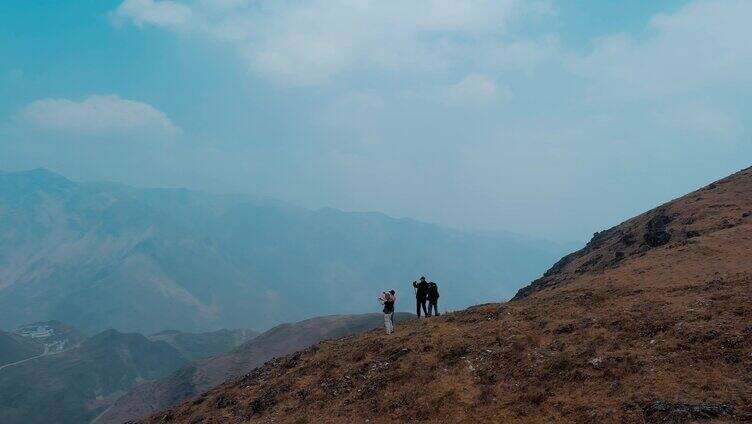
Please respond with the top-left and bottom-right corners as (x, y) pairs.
(1, 0), (750, 242)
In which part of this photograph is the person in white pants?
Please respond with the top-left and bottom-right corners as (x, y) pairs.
(378, 290), (396, 334)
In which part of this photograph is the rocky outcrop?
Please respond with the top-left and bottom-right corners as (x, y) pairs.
(641, 401), (736, 423)
(513, 168), (752, 300)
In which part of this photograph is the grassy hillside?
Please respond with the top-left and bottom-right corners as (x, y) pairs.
(0, 330), (187, 424)
(0, 331), (43, 367)
(140, 167), (752, 423)
(101, 313), (413, 423)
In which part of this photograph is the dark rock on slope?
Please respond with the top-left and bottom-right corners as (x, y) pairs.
(513, 168), (752, 300)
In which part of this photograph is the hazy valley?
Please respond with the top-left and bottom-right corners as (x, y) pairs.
(0, 312), (407, 424)
(0, 168), (567, 335)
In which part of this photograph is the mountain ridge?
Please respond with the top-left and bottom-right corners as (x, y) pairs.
(138, 167), (752, 423)
(512, 167), (751, 300)
(147, 328), (259, 361)
(0, 323), (258, 424)
(0, 328), (188, 424)
(0, 168), (565, 334)
(100, 313), (414, 423)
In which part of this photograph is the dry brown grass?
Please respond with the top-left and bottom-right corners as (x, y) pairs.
(140, 167), (752, 423)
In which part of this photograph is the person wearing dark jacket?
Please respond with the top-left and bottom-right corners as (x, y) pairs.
(427, 281), (440, 316)
(412, 276), (429, 317)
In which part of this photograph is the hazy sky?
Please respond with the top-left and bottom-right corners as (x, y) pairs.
(1, 0), (750, 242)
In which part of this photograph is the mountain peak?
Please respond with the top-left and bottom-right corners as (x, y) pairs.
(16, 167), (67, 180)
(513, 165), (752, 300)
(1, 167), (74, 191)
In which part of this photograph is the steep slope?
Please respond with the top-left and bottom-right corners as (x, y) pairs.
(0, 330), (187, 424)
(511, 170), (750, 300)
(0, 331), (43, 367)
(0, 168), (565, 334)
(148, 329), (259, 361)
(141, 168), (752, 423)
(101, 313), (413, 423)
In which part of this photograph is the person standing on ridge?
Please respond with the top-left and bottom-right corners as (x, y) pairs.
(378, 290), (396, 334)
(427, 281), (440, 317)
(412, 277), (429, 317)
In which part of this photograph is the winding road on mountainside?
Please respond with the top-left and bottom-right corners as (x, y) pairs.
(0, 341), (115, 424)
(0, 342), (77, 373)
(89, 405), (115, 424)
(0, 345), (51, 372)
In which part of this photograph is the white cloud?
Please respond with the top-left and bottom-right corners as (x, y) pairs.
(443, 74), (509, 106)
(653, 103), (738, 139)
(569, 0), (752, 100)
(113, 0), (192, 29)
(264, 289), (280, 302)
(18, 95), (178, 136)
(8, 68), (24, 82)
(112, 0), (550, 85)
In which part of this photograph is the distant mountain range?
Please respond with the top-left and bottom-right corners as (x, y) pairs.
(0, 168), (567, 334)
(0, 321), (86, 370)
(0, 313), (405, 424)
(147, 328), (259, 361)
(100, 313), (413, 423)
(0, 321), (255, 424)
(0, 329), (187, 424)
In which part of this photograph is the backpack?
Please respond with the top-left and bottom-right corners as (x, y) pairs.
(428, 283), (439, 299)
(383, 298), (394, 314)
